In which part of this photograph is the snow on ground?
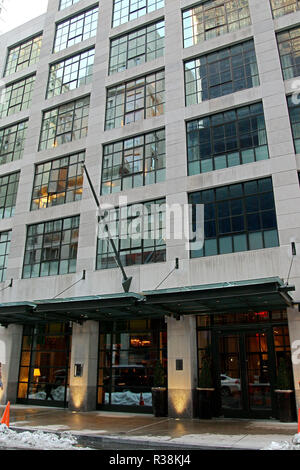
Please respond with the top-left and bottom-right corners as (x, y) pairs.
(263, 433), (300, 450)
(0, 424), (90, 450)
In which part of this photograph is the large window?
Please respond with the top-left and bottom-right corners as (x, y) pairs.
(97, 198), (166, 269)
(109, 20), (165, 75)
(98, 319), (167, 410)
(0, 231), (11, 283)
(182, 0), (251, 48)
(270, 0), (300, 18)
(0, 120), (28, 166)
(185, 40), (259, 105)
(0, 171), (20, 219)
(53, 6), (99, 53)
(287, 95), (300, 153)
(59, 0), (81, 10)
(187, 103), (269, 175)
(105, 70), (165, 130)
(101, 129), (165, 194)
(189, 177), (279, 258)
(47, 49), (95, 98)
(23, 215), (80, 278)
(4, 34), (42, 77)
(277, 26), (300, 80)
(39, 96), (89, 151)
(17, 323), (71, 407)
(31, 152), (85, 211)
(0, 75), (35, 118)
(112, 0), (164, 27)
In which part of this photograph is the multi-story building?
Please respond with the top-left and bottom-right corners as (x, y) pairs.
(0, 0), (299, 420)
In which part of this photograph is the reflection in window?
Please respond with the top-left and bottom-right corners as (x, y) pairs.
(31, 152), (85, 211)
(182, 0), (251, 48)
(185, 40), (259, 105)
(0, 171), (20, 219)
(59, 0), (81, 10)
(101, 129), (165, 194)
(0, 75), (35, 118)
(189, 177), (279, 258)
(23, 215), (80, 278)
(39, 97), (89, 151)
(97, 198), (166, 269)
(287, 95), (300, 153)
(0, 231), (11, 283)
(53, 6), (99, 53)
(97, 319), (167, 408)
(17, 323), (71, 406)
(47, 49), (95, 98)
(187, 103), (269, 175)
(105, 70), (165, 129)
(270, 0), (300, 18)
(4, 34), (42, 77)
(112, 0), (164, 27)
(0, 120), (28, 166)
(109, 20), (165, 75)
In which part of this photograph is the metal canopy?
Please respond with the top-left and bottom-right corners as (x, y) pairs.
(0, 277), (295, 327)
(143, 277), (295, 316)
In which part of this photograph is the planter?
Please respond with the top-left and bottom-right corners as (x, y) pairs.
(275, 390), (297, 423)
(151, 387), (168, 417)
(196, 387), (215, 419)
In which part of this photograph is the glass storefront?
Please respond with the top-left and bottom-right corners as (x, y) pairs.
(97, 318), (167, 411)
(17, 323), (71, 407)
(197, 311), (293, 419)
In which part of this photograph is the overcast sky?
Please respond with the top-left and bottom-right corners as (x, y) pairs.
(3, 0), (48, 33)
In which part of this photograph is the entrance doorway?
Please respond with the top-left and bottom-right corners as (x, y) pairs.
(197, 311), (294, 419)
(215, 329), (273, 418)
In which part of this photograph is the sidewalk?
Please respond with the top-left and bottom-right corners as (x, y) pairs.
(1, 404), (298, 450)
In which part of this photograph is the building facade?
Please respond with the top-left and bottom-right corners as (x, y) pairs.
(0, 0), (299, 420)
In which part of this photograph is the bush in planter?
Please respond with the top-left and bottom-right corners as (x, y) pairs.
(275, 358), (296, 422)
(197, 358), (215, 419)
(152, 361), (167, 417)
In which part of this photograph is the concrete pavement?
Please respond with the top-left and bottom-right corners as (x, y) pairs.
(0, 404), (298, 450)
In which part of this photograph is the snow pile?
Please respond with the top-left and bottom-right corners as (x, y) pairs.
(0, 424), (86, 450)
(263, 433), (300, 450)
(105, 391), (152, 406)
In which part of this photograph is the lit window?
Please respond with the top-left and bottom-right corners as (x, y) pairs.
(31, 152), (85, 210)
(270, 0), (300, 18)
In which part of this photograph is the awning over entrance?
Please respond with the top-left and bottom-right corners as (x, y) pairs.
(144, 277), (295, 316)
(0, 277), (295, 326)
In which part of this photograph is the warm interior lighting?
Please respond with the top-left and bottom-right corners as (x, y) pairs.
(33, 368), (41, 377)
(130, 338), (151, 347)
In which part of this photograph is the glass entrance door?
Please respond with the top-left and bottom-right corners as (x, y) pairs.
(217, 329), (274, 418)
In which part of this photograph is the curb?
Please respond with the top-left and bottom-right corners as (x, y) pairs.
(9, 426), (254, 451)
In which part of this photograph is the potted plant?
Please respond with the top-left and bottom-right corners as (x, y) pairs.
(151, 361), (167, 417)
(196, 357), (215, 419)
(275, 358), (296, 423)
